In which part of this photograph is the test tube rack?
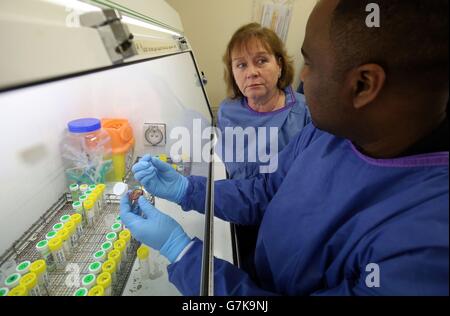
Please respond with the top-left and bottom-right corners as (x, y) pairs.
(0, 192), (140, 296)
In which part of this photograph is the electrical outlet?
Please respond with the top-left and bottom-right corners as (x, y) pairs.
(144, 123), (166, 146)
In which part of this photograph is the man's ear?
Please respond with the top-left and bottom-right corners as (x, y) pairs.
(349, 64), (386, 109)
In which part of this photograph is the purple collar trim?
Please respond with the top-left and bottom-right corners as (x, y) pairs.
(347, 140), (449, 167)
(243, 86), (296, 116)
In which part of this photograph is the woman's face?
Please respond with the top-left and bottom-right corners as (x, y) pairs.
(231, 38), (282, 102)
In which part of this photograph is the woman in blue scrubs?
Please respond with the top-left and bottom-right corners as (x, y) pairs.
(216, 24), (310, 275)
(217, 22), (310, 180)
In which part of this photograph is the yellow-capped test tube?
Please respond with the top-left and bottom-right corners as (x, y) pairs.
(96, 272), (112, 296)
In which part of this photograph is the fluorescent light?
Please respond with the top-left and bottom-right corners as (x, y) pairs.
(42, 0), (101, 12)
(122, 16), (181, 37)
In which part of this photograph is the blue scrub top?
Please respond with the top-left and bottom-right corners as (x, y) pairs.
(217, 86), (310, 179)
(169, 124), (449, 295)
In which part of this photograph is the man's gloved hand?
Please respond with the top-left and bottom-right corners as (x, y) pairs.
(132, 155), (188, 204)
(120, 194), (192, 263)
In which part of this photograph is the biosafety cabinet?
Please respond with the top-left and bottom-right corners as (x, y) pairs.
(0, 0), (233, 296)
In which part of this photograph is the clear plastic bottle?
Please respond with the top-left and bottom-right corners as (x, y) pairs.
(61, 118), (113, 185)
(35, 240), (56, 272)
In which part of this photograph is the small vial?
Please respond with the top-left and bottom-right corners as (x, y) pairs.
(96, 183), (106, 211)
(105, 232), (118, 244)
(70, 213), (84, 239)
(69, 183), (80, 202)
(4, 272), (21, 288)
(83, 199), (95, 227)
(56, 228), (71, 258)
(113, 239), (127, 266)
(129, 189), (144, 215)
(88, 184), (97, 191)
(64, 221), (78, 248)
(88, 262), (102, 276)
(93, 188), (103, 214)
(30, 260), (50, 295)
(119, 229), (131, 254)
(88, 285), (104, 296)
(87, 193), (99, 219)
(0, 287), (9, 296)
(111, 222), (122, 234)
(52, 222), (64, 233)
(7, 285), (28, 296)
(93, 250), (106, 263)
(81, 274), (96, 290)
(79, 184), (88, 195)
(72, 201), (85, 225)
(15, 260), (31, 276)
(59, 214), (71, 224)
(101, 241), (113, 255)
(48, 236), (66, 269)
(45, 230), (57, 241)
(35, 240), (56, 272)
(73, 287), (88, 296)
(19, 272), (42, 296)
(96, 272), (112, 296)
(101, 260), (117, 285)
(137, 245), (150, 280)
(107, 249), (122, 273)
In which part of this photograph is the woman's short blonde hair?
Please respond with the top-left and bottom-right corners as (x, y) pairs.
(223, 23), (294, 99)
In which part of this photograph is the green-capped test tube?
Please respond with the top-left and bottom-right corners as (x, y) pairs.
(73, 287), (88, 296)
(69, 183), (79, 202)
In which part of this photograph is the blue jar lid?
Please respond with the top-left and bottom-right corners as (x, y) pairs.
(68, 118), (101, 133)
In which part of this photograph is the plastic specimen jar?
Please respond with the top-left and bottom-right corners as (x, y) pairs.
(101, 241), (113, 254)
(81, 274), (96, 290)
(4, 273), (21, 288)
(19, 272), (41, 296)
(88, 262), (102, 276)
(93, 250), (106, 263)
(83, 199), (95, 227)
(52, 222), (64, 232)
(59, 214), (71, 224)
(119, 229), (131, 254)
(113, 239), (127, 265)
(36, 240), (56, 272)
(15, 260), (31, 275)
(69, 183), (80, 202)
(64, 221), (78, 248)
(48, 236), (66, 269)
(7, 285), (28, 296)
(56, 228), (71, 258)
(70, 213), (83, 238)
(72, 201), (86, 228)
(0, 288), (9, 296)
(111, 222), (122, 234)
(105, 232), (117, 243)
(101, 260), (117, 285)
(88, 285), (105, 296)
(30, 260), (49, 293)
(73, 287), (88, 296)
(45, 230), (57, 241)
(96, 272), (112, 296)
(107, 250), (122, 273)
(137, 245), (150, 280)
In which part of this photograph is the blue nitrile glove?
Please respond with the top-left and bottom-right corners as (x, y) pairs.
(120, 194), (192, 263)
(132, 154), (189, 204)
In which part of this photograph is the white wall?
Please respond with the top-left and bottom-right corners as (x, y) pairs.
(166, 0), (317, 113)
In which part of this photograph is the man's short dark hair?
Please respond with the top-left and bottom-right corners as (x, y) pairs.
(330, 0), (449, 89)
